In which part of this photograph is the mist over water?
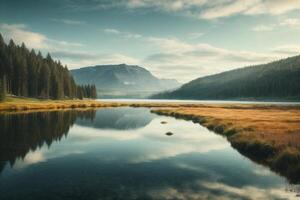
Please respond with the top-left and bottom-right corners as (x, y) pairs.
(0, 108), (299, 200)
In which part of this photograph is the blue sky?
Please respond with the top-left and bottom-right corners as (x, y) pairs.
(1, 0), (300, 82)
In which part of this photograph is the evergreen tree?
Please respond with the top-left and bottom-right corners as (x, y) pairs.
(0, 76), (6, 102)
(27, 50), (39, 97)
(76, 86), (84, 99)
(39, 62), (50, 98)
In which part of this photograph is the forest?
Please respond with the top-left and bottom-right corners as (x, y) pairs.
(0, 33), (97, 102)
(153, 55), (300, 100)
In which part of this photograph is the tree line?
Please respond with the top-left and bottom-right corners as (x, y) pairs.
(0, 33), (97, 101)
(153, 54), (300, 100)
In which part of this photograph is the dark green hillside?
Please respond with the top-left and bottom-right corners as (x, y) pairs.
(152, 55), (300, 100)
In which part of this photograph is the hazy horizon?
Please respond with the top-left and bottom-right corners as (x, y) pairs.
(1, 0), (300, 83)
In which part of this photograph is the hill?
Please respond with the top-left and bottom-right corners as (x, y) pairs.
(152, 55), (300, 101)
(71, 64), (181, 98)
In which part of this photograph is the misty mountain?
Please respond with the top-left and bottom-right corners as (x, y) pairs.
(71, 64), (181, 98)
(152, 55), (300, 101)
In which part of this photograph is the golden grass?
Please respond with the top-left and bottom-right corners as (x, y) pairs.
(0, 96), (127, 112)
(152, 105), (300, 149)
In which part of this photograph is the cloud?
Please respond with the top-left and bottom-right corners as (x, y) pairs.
(0, 23), (83, 50)
(51, 50), (98, 60)
(200, 0), (258, 20)
(103, 28), (142, 39)
(199, 0), (300, 19)
(0, 23), (48, 49)
(252, 24), (275, 32)
(146, 37), (194, 53)
(279, 18), (300, 27)
(272, 45), (300, 55)
(246, 0), (300, 15)
(145, 38), (275, 63)
(48, 39), (83, 48)
(188, 32), (204, 39)
(126, 0), (209, 13)
(52, 50), (140, 68)
(104, 28), (121, 34)
(126, 0), (287, 19)
(52, 18), (86, 25)
(77, 0), (300, 20)
(252, 17), (300, 32)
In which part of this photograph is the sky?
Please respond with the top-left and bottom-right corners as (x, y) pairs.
(1, 0), (300, 83)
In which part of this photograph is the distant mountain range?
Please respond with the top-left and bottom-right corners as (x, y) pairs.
(71, 64), (181, 98)
(152, 55), (300, 101)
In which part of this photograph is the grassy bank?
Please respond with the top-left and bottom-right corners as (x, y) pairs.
(0, 96), (126, 111)
(151, 105), (300, 183)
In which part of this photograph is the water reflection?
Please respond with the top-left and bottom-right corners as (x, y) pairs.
(0, 110), (96, 173)
(0, 108), (299, 200)
(76, 107), (155, 130)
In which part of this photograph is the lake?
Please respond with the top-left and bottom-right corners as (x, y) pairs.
(0, 107), (299, 200)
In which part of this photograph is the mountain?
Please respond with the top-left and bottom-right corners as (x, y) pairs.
(152, 55), (300, 101)
(71, 64), (181, 98)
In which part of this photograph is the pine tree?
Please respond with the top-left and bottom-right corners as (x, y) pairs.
(0, 76), (6, 102)
(0, 78), (3, 102)
(77, 86), (83, 100)
(0, 33), (5, 79)
(39, 62), (50, 98)
(92, 85), (97, 99)
(27, 50), (39, 97)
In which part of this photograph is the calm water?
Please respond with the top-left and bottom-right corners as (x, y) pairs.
(0, 108), (299, 200)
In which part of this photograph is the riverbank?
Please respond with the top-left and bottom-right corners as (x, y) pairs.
(151, 105), (300, 183)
